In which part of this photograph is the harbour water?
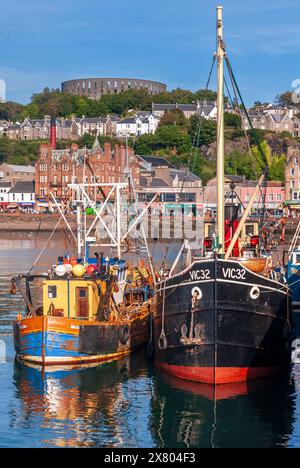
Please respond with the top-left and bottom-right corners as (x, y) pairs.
(1, 233), (300, 448)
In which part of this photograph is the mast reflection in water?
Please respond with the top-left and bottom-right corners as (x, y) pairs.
(12, 355), (297, 448)
(150, 371), (296, 448)
(0, 233), (299, 448)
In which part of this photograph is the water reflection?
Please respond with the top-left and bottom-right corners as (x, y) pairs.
(1, 233), (300, 448)
(151, 370), (296, 448)
(12, 353), (297, 448)
(13, 352), (155, 448)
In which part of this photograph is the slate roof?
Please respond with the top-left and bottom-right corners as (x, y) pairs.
(149, 178), (170, 188)
(5, 164), (35, 174)
(9, 181), (35, 194)
(134, 111), (151, 117)
(0, 182), (11, 188)
(225, 175), (248, 183)
(137, 155), (175, 169)
(196, 102), (216, 117)
(170, 169), (200, 182)
(80, 117), (108, 124)
(270, 113), (288, 123)
(152, 103), (197, 111)
(118, 117), (138, 124)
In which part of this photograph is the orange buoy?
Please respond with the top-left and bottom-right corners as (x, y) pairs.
(70, 257), (78, 267)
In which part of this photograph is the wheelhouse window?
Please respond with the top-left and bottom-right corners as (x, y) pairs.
(48, 286), (57, 299)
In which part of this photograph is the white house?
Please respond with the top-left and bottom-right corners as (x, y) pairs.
(8, 181), (35, 207)
(196, 101), (218, 120)
(0, 182), (11, 205)
(116, 112), (159, 137)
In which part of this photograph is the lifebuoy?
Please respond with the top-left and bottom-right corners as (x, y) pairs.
(118, 325), (130, 345)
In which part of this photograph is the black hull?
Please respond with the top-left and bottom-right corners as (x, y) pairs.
(153, 259), (293, 384)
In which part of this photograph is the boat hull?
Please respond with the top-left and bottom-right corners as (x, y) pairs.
(153, 259), (293, 385)
(13, 315), (149, 366)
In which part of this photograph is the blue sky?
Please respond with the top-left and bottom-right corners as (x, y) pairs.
(1, 0), (300, 105)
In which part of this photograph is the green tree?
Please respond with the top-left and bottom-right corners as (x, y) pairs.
(159, 109), (188, 129)
(194, 89), (217, 102)
(224, 112), (241, 129)
(134, 125), (191, 155)
(0, 101), (25, 120)
(268, 154), (286, 181)
(225, 150), (258, 180)
(189, 116), (217, 146)
(251, 140), (271, 170)
(275, 91), (294, 107)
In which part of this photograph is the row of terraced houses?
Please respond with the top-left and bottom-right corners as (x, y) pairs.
(0, 101), (218, 141)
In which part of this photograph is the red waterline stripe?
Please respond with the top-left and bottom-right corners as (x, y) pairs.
(156, 361), (284, 384)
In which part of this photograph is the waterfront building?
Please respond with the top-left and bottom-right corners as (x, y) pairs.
(0, 182), (11, 207)
(62, 77), (167, 100)
(204, 175), (285, 217)
(136, 155), (203, 216)
(35, 139), (139, 211)
(0, 163), (35, 184)
(240, 181), (285, 211)
(7, 181), (35, 209)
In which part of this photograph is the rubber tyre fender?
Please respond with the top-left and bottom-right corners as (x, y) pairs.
(119, 324), (130, 345)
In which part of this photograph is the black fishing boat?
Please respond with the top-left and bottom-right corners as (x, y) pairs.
(152, 6), (293, 385)
(153, 257), (292, 384)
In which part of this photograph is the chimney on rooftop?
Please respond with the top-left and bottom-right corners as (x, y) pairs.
(50, 116), (57, 150)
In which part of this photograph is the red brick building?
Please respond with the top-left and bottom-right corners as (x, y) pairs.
(35, 139), (140, 211)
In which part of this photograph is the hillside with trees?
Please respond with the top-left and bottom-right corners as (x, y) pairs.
(0, 88), (297, 184)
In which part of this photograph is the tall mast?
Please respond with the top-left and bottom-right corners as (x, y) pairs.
(216, 6), (225, 256)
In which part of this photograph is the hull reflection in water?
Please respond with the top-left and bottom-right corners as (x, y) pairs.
(151, 370), (296, 448)
(13, 351), (153, 448)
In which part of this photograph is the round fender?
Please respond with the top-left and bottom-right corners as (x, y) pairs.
(158, 333), (168, 350)
(250, 287), (260, 300)
(192, 287), (202, 300)
(118, 324), (130, 345)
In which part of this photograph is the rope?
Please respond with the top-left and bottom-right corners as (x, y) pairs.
(158, 279), (168, 350)
(225, 53), (270, 239)
(179, 55), (216, 194)
(28, 216), (63, 275)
